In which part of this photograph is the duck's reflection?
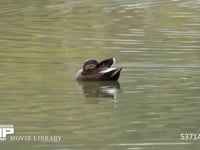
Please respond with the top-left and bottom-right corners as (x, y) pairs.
(77, 81), (121, 100)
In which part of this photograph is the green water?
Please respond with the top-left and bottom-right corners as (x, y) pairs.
(0, 0), (200, 149)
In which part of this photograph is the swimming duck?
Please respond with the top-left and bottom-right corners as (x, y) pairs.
(76, 57), (122, 81)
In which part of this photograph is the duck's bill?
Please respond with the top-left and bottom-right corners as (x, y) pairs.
(98, 57), (115, 68)
(100, 67), (122, 80)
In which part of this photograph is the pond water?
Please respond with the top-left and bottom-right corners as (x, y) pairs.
(0, 0), (200, 149)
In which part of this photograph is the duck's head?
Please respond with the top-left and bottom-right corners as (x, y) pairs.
(76, 57), (122, 81)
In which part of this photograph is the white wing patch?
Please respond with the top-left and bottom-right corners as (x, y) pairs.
(99, 68), (116, 73)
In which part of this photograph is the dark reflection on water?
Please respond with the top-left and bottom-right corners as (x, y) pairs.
(77, 81), (121, 100)
(0, 0), (200, 150)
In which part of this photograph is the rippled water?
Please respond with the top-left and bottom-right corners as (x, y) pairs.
(0, 0), (200, 149)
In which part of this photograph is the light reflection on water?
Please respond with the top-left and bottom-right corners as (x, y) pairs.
(76, 81), (121, 101)
(0, 0), (200, 150)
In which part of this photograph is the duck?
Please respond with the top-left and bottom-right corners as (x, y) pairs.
(76, 57), (122, 81)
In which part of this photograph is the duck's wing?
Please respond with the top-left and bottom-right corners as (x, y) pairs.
(100, 67), (122, 80)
